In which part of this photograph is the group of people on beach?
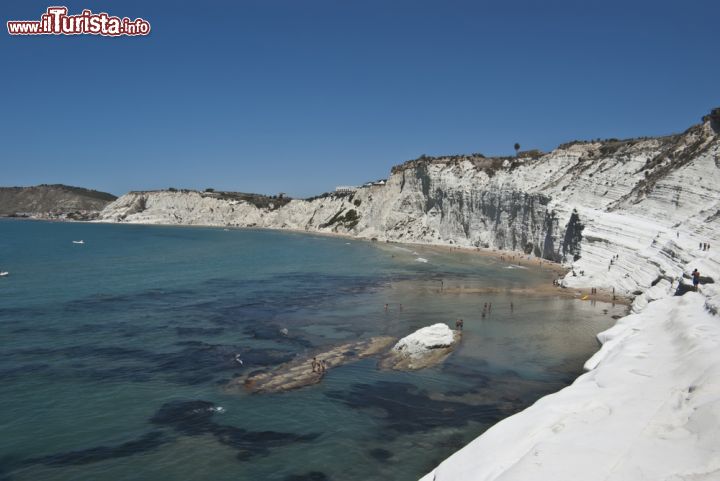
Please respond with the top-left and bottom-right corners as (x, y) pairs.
(700, 242), (711, 251)
(311, 357), (328, 375)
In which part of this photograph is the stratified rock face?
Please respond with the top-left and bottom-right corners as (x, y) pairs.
(98, 110), (720, 308)
(0, 184), (116, 217)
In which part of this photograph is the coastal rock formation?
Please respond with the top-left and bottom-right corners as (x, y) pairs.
(228, 336), (395, 394)
(98, 109), (720, 311)
(0, 184), (116, 218)
(97, 108), (720, 480)
(379, 323), (461, 370)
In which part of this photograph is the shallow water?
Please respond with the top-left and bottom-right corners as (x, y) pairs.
(0, 220), (626, 481)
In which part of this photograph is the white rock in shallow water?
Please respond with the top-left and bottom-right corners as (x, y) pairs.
(393, 323), (456, 358)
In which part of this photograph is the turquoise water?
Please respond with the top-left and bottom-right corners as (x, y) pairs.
(0, 220), (625, 481)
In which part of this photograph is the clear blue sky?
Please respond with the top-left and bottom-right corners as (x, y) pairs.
(2, 0), (718, 197)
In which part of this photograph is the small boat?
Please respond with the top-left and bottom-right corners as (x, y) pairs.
(0, 272), (9, 277)
(72, 240), (85, 244)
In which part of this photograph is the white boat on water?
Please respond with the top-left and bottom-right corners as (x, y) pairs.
(72, 240), (85, 244)
(0, 272), (9, 277)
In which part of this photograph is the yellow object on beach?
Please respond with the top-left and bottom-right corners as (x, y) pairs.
(581, 295), (589, 300)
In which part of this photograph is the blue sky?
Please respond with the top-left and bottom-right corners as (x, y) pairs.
(2, 0), (718, 197)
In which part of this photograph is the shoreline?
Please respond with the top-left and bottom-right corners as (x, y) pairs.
(11, 215), (631, 308)
(89, 218), (631, 307)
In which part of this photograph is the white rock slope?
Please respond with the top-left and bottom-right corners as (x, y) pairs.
(421, 293), (720, 481)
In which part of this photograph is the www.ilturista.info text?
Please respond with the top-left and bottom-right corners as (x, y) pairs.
(7, 7), (151, 36)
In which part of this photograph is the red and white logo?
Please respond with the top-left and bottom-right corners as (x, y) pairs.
(7, 6), (151, 36)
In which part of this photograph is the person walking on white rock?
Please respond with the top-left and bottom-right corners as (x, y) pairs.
(692, 269), (701, 291)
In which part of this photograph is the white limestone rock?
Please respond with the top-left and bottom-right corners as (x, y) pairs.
(393, 323), (457, 357)
(380, 323), (461, 370)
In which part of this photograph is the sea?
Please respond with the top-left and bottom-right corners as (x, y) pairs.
(0, 219), (626, 481)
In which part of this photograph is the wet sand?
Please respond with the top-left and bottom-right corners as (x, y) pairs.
(433, 284), (632, 306)
(405, 243), (571, 278)
(383, 242), (633, 306)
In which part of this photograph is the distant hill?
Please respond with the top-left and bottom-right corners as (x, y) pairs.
(0, 184), (117, 217)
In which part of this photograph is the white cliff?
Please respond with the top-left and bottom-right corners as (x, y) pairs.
(99, 110), (720, 310)
(98, 109), (720, 480)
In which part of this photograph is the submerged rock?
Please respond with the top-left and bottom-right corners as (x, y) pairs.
(379, 323), (461, 370)
(227, 336), (396, 394)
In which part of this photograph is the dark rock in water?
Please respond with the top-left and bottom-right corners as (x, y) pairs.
(283, 472), (331, 481)
(150, 400), (319, 460)
(244, 324), (313, 348)
(368, 448), (393, 461)
(28, 431), (167, 466)
(155, 341), (295, 384)
(326, 381), (506, 435)
(150, 400), (216, 435)
(176, 326), (225, 336)
(0, 363), (51, 380)
(0, 454), (24, 479)
(438, 433), (465, 450)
